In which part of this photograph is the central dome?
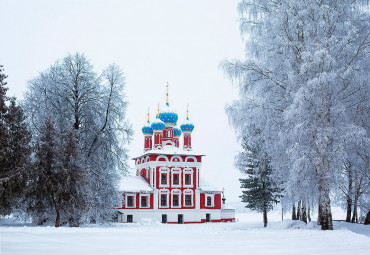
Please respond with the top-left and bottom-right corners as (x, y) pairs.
(159, 104), (178, 126)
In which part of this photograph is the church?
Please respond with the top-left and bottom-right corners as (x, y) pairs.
(117, 87), (235, 223)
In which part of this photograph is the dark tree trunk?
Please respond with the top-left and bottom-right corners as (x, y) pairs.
(351, 202), (358, 223)
(263, 207), (268, 227)
(297, 200), (301, 220)
(308, 207), (311, 222)
(364, 210), (370, 225)
(292, 204), (297, 220)
(346, 198), (352, 222)
(52, 195), (61, 228)
(302, 202), (307, 223)
(346, 165), (353, 222)
(317, 204), (322, 225)
(55, 209), (60, 227)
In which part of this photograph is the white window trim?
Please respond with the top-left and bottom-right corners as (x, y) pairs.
(159, 167), (170, 188)
(159, 189), (170, 208)
(183, 189), (194, 207)
(125, 194), (136, 208)
(171, 189), (181, 208)
(205, 194), (215, 207)
(171, 168), (181, 188)
(139, 194), (150, 208)
(183, 168), (194, 188)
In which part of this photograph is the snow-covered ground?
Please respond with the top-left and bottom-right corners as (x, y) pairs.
(1, 210), (369, 255)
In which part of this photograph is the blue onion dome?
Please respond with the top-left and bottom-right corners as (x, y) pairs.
(174, 126), (182, 137)
(159, 104), (178, 126)
(142, 120), (153, 135)
(151, 116), (165, 130)
(180, 117), (195, 132)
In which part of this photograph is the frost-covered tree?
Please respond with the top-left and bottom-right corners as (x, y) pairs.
(223, 1), (369, 230)
(24, 53), (132, 223)
(237, 128), (281, 227)
(0, 65), (31, 216)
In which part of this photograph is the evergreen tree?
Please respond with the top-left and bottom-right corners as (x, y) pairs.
(0, 65), (31, 216)
(27, 118), (66, 226)
(237, 130), (281, 227)
(60, 126), (89, 227)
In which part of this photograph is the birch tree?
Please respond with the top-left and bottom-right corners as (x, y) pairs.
(223, 0), (369, 230)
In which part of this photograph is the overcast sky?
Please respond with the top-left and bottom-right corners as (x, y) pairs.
(0, 0), (245, 202)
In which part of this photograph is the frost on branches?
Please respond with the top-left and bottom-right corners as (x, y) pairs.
(24, 54), (132, 225)
(223, 0), (369, 230)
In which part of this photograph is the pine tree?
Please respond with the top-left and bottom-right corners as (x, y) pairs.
(60, 126), (89, 226)
(27, 118), (66, 226)
(0, 65), (31, 216)
(238, 134), (281, 227)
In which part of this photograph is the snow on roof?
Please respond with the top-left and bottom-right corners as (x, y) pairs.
(221, 204), (236, 210)
(118, 176), (153, 192)
(199, 177), (222, 192)
(133, 145), (205, 159)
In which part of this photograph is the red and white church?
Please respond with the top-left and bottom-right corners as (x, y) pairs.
(117, 88), (235, 224)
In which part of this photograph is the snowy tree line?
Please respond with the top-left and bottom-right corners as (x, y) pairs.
(0, 54), (132, 227)
(223, 0), (369, 229)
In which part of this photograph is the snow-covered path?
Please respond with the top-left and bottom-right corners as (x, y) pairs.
(1, 216), (369, 255)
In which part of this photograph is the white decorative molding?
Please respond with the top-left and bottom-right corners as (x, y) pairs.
(159, 167), (170, 188)
(171, 167), (182, 188)
(185, 156), (197, 162)
(159, 189), (170, 208)
(171, 189), (181, 208)
(125, 193), (136, 209)
(183, 168), (194, 188)
(183, 189), (194, 207)
(170, 156), (183, 162)
(139, 194), (150, 208)
(204, 194), (215, 207)
(156, 155), (169, 162)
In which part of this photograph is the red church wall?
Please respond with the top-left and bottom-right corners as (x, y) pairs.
(119, 193), (153, 210)
(199, 193), (222, 209)
(214, 194), (222, 209)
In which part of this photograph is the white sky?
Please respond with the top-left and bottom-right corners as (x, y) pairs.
(0, 0), (245, 202)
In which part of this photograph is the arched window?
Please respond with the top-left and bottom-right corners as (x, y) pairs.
(207, 196), (212, 206)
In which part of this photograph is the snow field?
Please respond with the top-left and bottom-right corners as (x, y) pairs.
(1, 212), (369, 255)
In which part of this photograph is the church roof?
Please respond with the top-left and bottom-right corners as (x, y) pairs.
(118, 176), (153, 192)
(132, 145), (205, 159)
(199, 178), (222, 192)
(221, 204), (236, 210)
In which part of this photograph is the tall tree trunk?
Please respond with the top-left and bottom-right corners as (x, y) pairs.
(317, 204), (322, 225)
(292, 204), (297, 220)
(364, 210), (370, 225)
(317, 159), (333, 230)
(302, 202), (307, 223)
(52, 194), (61, 228)
(346, 164), (353, 222)
(297, 200), (301, 221)
(55, 209), (61, 228)
(282, 206), (284, 221)
(346, 198), (352, 222)
(308, 207), (311, 222)
(263, 206), (268, 227)
(319, 191), (333, 230)
(351, 201), (358, 223)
